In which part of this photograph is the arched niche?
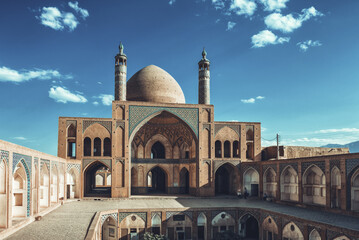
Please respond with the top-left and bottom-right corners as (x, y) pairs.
(167, 213), (193, 240)
(119, 214), (146, 240)
(40, 164), (49, 208)
(282, 222), (304, 240)
(243, 168), (259, 197)
(197, 213), (207, 240)
(309, 229), (321, 240)
(51, 165), (58, 203)
(331, 166), (341, 208)
(262, 216), (278, 240)
(0, 160), (6, 227)
(179, 167), (189, 194)
(151, 214), (161, 235)
(239, 214), (259, 239)
(66, 167), (78, 199)
(215, 140), (222, 158)
(211, 212), (235, 239)
(303, 165), (326, 206)
(146, 166), (168, 194)
(102, 216), (117, 240)
(12, 162), (27, 217)
(351, 169), (359, 211)
(280, 166), (299, 202)
(263, 167), (277, 198)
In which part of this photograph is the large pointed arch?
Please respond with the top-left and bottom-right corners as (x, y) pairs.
(280, 165), (299, 202)
(83, 160), (111, 197)
(302, 164), (326, 206)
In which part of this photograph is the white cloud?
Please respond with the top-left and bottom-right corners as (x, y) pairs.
(169, 0), (175, 5)
(227, 21), (237, 31)
(241, 95), (265, 103)
(38, 7), (79, 31)
(314, 128), (359, 134)
(297, 40), (322, 52)
(212, 0), (225, 10)
(241, 98), (256, 103)
(264, 6), (323, 33)
(230, 0), (257, 17)
(97, 81), (102, 85)
(251, 30), (289, 48)
(94, 94), (114, 106)
(259, 0), (289, 12)
(0, 66), (71, 83)
(68, 2), (89, 19)
(49, 86), (87, 103)
(13, 137), (27, 141)
(93, 101), (99, 106)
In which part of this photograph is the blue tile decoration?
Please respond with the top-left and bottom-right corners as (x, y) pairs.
(129, 105), (198, 138)
(0, 150), (9, 165)
(101, 212), (118, 225)
(67, 163), (81, 173)
(301, 161), (325, 175)
(40, 159), (50, 171)
(280, 162), (298, 174)
(211, 210), (235, 221)
(118, 212), (147, 224)
(83, 120), (112, 134)
(13, 153), (32, 175)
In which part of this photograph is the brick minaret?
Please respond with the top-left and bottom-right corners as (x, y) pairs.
(115, 42), (127, 101)
(198, 48), (210, 104)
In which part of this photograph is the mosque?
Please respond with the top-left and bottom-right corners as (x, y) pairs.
(1, 43), (359, 240)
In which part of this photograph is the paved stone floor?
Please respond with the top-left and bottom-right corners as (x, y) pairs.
(5, 197), (359, 240)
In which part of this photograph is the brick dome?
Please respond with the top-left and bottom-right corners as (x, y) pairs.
(126, 65), (185, 104)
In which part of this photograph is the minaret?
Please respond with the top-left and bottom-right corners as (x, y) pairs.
(198, 48), (210, 104)
(115, 42), (127, 101)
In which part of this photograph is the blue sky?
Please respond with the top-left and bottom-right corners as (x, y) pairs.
(1, 0), (359, 155)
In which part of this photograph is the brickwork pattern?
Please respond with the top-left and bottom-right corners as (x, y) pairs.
(83, 120), (112, 134)
(119, 212), (147, 223)
(0, 149), (9, 165)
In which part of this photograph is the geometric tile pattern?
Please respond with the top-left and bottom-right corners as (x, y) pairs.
(345, 158), (359, 210)
(0, 150), (9, 165)
(83, 120), (112, 134)
(346, 159), (359, 177)
(40, 159), (50, 171)
(101, 212), (118, 225)
(263, 164), (277, 174)
(214, 124), (240, 137)
(241, 163), (260, 174)
(151, 211), (162, 219)
(330, 159), (341, 171)
(118, 212), (147, 223)
(166, 211), (193, 221)
(13, 153), (32, 175)
(301, 161), (325, 175)
(51, 160), (58, 170)
(280, 162), (298, 174)
(129, 106), (199, 137)
(67, 163), (81, 173)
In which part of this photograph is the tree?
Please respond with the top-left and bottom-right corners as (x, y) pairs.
(142, 232), (168, 240)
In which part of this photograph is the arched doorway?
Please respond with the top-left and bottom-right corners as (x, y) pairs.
(147, 166), (167, 193)
(179, 167), (189, 194)
(263, 168), (277, 198)
(151, 141), (165, 159)
(309, 229), (321, 240)
(215, 165), (229, 195)
(102, 216), (117, 240)
(352, 169), (359, 210)
(243, 168), (259, 197)
(215, 163), (237, 195)
(84, 161), (111, 197)
(13, 162), (27, 217)
(239, 214), (259, 239)
(197, 213), (207, 240)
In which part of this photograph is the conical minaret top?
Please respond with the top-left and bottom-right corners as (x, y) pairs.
(115, 42), (127, 101)
(198, 48), (210, 104)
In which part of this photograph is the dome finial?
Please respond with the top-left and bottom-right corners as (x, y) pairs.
(119, 42), (124, 55)
(202, 47), (207, 59)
